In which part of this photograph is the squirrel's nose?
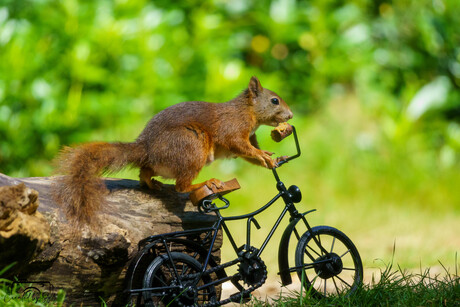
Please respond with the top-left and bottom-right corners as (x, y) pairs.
(287, 110), (293, 120)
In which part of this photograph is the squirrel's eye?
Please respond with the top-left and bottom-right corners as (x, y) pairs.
(271, 98), (279, 105)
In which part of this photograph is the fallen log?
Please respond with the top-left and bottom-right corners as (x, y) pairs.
(0, 173), (221, 305)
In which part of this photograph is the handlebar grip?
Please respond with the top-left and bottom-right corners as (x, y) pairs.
(276, 159), (288, 167)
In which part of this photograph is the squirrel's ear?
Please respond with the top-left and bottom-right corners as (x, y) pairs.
(248, 76), (263, 98)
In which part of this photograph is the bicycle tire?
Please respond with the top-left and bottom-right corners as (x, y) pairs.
(295, 225), (363, 298)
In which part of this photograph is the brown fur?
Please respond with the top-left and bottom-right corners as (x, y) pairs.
(52, 76), (293, 228)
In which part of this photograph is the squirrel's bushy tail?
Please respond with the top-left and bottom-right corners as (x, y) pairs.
(52, 142), (144, 228)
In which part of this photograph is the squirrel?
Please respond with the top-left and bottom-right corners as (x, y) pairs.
(52, 76), (293, 227)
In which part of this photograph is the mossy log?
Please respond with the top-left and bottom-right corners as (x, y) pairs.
(0, 173), (221, 305)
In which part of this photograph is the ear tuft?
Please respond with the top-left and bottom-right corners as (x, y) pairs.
(248, 76), (263, 98)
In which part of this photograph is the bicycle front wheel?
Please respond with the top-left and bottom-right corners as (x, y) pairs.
(295, 226), (363, 298)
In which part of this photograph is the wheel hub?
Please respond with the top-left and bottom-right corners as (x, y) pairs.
(314, 253), (343, 279)
(169, 281), (197, 305)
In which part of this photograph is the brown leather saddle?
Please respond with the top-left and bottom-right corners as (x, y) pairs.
(189, 178), (240, 206)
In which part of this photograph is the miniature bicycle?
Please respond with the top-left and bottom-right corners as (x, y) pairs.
(122, 126), (363, 306)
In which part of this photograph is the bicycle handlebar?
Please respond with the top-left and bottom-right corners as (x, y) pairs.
(275, 125), (300, 168)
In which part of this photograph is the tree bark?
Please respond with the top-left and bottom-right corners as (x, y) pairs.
(0, 173), (221, 305)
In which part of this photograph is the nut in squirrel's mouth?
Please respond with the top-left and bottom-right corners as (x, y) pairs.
(272, 118), (291, 127)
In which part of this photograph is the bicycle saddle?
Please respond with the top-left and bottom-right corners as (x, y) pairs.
(189, 178), (240, 206)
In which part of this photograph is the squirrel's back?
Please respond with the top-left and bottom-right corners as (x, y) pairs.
(137, 101), (218, 142)
(136, 97), (256, 148)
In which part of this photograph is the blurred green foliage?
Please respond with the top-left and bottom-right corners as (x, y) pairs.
(1, 0), (460, 176)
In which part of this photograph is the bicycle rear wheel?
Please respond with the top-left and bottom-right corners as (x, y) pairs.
(295, 226), (363, 298)
(142, 252), (217, 306)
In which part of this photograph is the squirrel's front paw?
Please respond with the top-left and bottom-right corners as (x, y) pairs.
(261, 150), (274, 156)
(259, 152), (276, 169)
(274, 155), (289, 165)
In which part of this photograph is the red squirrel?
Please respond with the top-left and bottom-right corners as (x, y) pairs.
(53, 76), (293, 226)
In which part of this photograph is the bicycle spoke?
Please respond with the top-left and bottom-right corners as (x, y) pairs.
(306, 243), (321, 257)
(157, 268), (170, 285)
(330, 237), (336, 253)
(180, 263), (192, 277)
(180, 263), (186, 277)
(332, 276), (340, 294)
(303, 251), (317, 263)
(342, 267), (357, 271)
(340, 249), (351, 258)
(334, 274), (352, 288)
(153, 274), (168, 287)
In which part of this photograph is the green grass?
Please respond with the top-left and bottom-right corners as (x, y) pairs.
(0, 264), (66, 307)
(1, 254), (458, 306)
(2, 261), (458, 306)
(249, 261), (460, 306)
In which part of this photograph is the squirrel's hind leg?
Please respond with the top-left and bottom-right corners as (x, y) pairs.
(139, 167), (163, 190)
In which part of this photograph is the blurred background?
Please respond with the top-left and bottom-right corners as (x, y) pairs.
(0, 0), (459, 281)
